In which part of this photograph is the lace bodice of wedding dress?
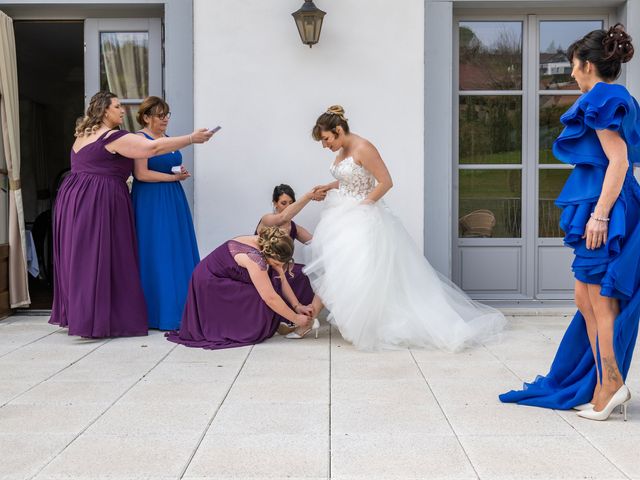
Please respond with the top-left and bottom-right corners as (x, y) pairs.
(330, 157), (376, 201)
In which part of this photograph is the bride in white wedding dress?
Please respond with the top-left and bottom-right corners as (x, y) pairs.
(304, 105), (506, 352)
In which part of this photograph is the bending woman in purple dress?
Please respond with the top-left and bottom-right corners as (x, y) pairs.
(50, 91), (212, 338)
(166, 226), (317, 350)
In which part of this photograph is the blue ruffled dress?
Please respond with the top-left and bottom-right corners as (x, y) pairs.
(500, 82), (640, 409)
(131, 133), (200, 331)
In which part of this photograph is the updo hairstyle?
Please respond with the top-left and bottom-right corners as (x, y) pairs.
(74, 91), (117, 137)
(257, 226), (294, 264)
(567, 23), (634, 81)
(272, 184), (296, 203)
(312, 105), (350, 141)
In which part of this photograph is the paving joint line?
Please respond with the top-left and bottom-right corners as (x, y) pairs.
(409, 349), (481, 480)
(178, 345), (254, 479)
(0, 328), (64, 359)
(27, 342), (179, 480)
(328, 324), (333, 479)
(1, 337), (113, 408)
(482, 338), (632, 480)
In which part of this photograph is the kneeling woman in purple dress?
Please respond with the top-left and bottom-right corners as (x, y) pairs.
(166, 226), (318, 350)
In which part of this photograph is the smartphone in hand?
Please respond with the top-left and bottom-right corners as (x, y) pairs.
(210, 126), (222, 133)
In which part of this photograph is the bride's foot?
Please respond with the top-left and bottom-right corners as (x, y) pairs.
(285, 318), (320, 339)
(277, 322), (296, 335)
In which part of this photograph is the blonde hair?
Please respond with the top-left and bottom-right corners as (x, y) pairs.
(257, 226), (294, 264)
(312, 105), (350, 141)
(74, 91), (118, 137)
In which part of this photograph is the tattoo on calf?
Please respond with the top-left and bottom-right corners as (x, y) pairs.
(602, 356), (620, 382)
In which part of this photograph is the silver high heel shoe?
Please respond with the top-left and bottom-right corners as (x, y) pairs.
(572, 403), (594, 411)
(285, 318), (320, 339)
(577, 385), (631, 421)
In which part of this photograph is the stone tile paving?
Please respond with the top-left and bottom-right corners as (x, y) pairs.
(0, 314), (638, 480)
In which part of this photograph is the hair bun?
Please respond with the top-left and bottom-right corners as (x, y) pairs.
(603, 23), (634, 63)
(326, 105), (347, 120)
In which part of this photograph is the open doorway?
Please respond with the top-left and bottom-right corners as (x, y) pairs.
(15, 21), (84, 310)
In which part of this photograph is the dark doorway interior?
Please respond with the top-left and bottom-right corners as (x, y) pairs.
(15, 21), (84, 310)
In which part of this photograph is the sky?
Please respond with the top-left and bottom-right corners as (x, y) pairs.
(460, 20), (603, 54)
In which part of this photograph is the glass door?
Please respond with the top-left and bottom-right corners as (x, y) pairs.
(534, 18), (604, 298)
(84, 18), (162, 131)
(454, 14), (609, 301)
(454, 19), (527, 299)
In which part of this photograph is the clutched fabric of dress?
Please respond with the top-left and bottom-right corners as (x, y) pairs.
(304, 157), (506, 352)
(500, 82), (640, 409)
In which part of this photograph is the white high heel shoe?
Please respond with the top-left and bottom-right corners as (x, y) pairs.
(285, 318), (320, 339)
(572, 403), (594, 411)
(577, 385), (631, 421)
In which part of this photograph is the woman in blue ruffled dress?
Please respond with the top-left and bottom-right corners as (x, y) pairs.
(131, 97), (204, 331)
(500, 24), (640, 421)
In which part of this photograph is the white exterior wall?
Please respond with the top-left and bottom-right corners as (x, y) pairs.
(193, 0), (425, 255)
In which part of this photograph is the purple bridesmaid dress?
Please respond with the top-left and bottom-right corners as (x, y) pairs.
(166, 239), (314, 350)
(49, 130), (148, 338)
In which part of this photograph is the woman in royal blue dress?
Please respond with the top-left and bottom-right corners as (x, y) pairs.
(131, 97), (206, 330)
(500, 24), (640, 421)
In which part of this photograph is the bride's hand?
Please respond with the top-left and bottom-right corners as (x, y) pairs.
(311, 185), (328, 201)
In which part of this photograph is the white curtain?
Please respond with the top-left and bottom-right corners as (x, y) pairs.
(0, 10), (30, 308)
(101, 32), (148, 98)
(101, 32), (148, 131)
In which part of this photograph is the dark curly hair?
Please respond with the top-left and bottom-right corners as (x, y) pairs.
(567, 23), (634, 81)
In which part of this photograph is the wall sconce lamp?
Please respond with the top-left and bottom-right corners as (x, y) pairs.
(292, 0), (326, 48)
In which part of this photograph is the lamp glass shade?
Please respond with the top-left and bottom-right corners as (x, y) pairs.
(292, 1), (326, 47)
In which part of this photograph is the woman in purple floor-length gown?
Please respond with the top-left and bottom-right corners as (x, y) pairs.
(49, 91), (213, 338)
(166, 226), (318, 350)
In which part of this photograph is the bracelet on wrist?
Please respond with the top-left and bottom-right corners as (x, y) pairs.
(590, 212), (610, 222)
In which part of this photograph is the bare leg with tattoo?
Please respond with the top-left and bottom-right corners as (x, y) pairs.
(587, 284), (623, 411)
(574, 280), (601, 405)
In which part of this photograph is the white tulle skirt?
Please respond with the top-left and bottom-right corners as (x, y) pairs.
(304, 191), (506, 352)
